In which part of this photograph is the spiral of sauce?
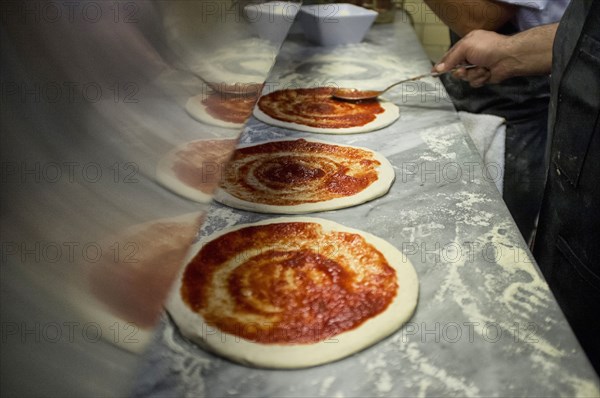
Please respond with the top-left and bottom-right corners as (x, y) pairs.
(257, 87), (385, 128)
(181, 222), (398, 344)
(221, 139), (381, 205)
(201, 91), (257, 124)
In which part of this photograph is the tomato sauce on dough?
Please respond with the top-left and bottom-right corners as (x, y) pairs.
(257, 87), (385, 128)
(202, 92), (257, 123)
(221, 139), (381, 205)
(181, 222), (398, 344)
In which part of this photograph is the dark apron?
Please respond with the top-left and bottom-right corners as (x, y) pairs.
(534, 0), (600, 374)
(441, 25), (550, 241)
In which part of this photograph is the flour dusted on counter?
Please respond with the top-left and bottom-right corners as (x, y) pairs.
(198, 205), (243, 237)
(530, 352), (600, 397)
(455, 192), (491, 208)
(274, 44), (425, 90)
(454, 192), (494, 227)
(376, 371), (393, 393)
(319, 376), (336, 396)
(431, 217), (567, 359)
(482, 223), (565, 358)
(162, 325), (212, 397)
(417, 380), (433, 398)
(365, 352), (387, 371)
(421, 129), (457, 161)
(433, 224), (495, 325)
(429, 192), (494, 228)
(392, 338), (481, 396)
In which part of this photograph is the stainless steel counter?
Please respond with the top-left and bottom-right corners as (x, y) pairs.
(132, 12), (600, 397)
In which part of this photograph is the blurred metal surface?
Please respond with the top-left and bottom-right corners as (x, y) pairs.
(0, 1), (298, 396)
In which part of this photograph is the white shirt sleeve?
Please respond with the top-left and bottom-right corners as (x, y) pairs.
(493, 0), (548, 10)
(495, 0), (570, 31)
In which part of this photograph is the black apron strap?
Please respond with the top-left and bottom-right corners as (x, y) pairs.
(534, 0), (600, 375)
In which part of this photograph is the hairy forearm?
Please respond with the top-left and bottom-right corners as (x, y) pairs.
(423, 0), (516, 37)
(504, 22), (557, 77)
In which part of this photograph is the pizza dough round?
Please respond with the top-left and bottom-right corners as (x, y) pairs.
(190, 38), (276, 88)
(214, 138), (395, 214)
(185, 94), (243, 129)
(166, 217), (419, 369)
(253, 88), (400, 134)
(156, 138), (238, 203)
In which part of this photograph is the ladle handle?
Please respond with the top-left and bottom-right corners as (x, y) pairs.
(383, 64), (478, 93)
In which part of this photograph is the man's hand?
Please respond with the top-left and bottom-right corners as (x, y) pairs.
(433, 24), (558, 87)
(434, 30), (513, 87)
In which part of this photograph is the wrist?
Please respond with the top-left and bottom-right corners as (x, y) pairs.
(486, 34), (520, 82)
(502, 24), (557, 77)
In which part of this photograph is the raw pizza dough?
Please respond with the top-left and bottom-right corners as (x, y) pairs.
(253, 87), (400, 134)
(190, 38), (276, 88)
(166, 217), (419, 368)
(214, 138), (395, 214)
(156, 138), (238, 203)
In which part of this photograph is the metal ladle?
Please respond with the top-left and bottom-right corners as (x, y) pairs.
(331, 65), (477, 101)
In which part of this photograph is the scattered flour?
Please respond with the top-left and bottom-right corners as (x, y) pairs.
(432, 216), (570, 362)
(200, 205), (243, 236)
(375, 371), (393, 394)
(319, 376), (336, 396)
(417, 379), (432, 398)
(162, 325), (212, 398)
(421, 129), (457, 161)
(530, 352), (600, 397)
(275, 48), (422, 90)
(420, 192), (495, 228)
(482, 223), (566, 358)
(393, 338), (481, 397)
(365, 353), (387, 371)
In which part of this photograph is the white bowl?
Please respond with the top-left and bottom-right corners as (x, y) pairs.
(298, 3), (377, 46)
(244, 2), (301, 44)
